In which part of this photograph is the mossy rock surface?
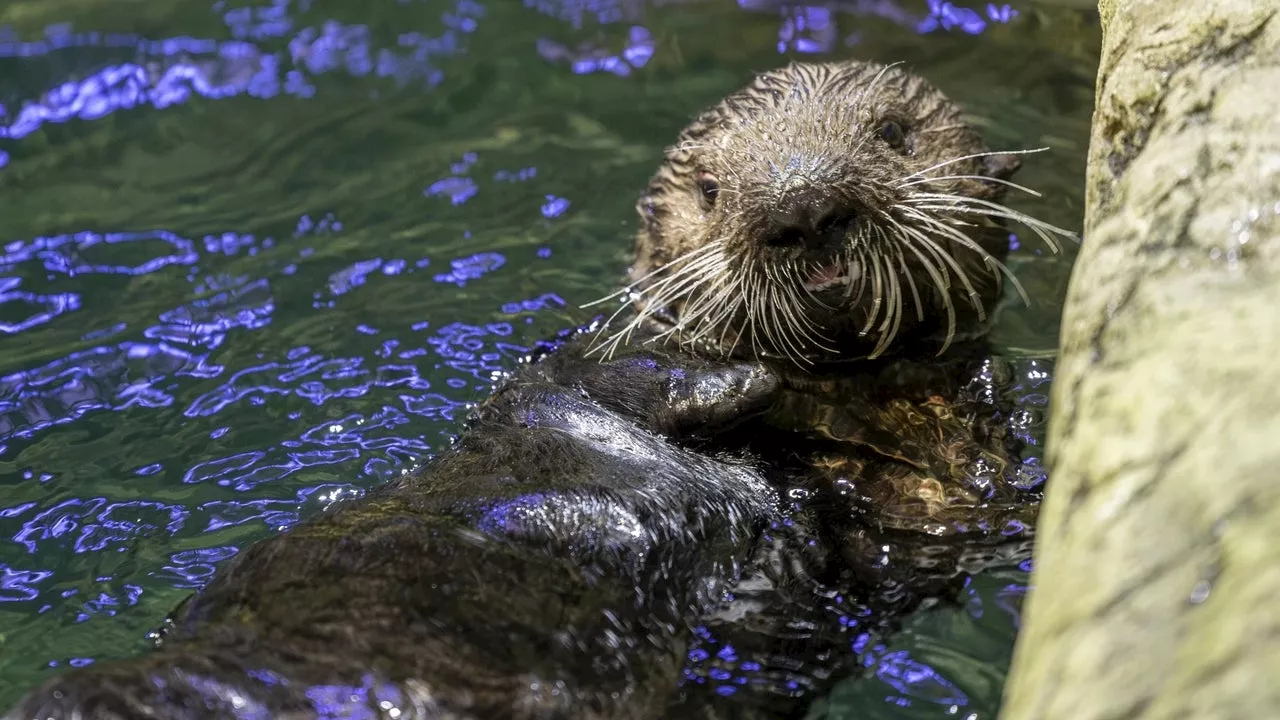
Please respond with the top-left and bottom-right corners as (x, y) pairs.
(1002, 2), (1280, 718)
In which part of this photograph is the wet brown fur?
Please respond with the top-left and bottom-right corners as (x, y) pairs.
(617, 60), (1032, 364)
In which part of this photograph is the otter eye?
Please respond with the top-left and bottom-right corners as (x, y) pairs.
(878, 120), (907, 152)
(695, 171), (720, 207)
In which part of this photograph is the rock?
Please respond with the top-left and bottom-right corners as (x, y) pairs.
(1002, 2), (1280, 718)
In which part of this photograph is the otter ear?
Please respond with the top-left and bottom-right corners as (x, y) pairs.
(982, 153), (1021, 181)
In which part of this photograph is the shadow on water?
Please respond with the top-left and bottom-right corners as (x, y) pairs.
(0, 0), (1098, 715)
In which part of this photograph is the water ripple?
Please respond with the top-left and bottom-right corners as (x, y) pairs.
(0, 1), (485, 142)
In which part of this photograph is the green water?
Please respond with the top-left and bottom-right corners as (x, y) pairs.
(0, 0), (1098, 715)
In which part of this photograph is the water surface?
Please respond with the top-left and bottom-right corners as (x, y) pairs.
(0, 0), (1099, 715)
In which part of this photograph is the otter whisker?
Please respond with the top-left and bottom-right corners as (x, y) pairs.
(644, 250), (730, 309)
(589, 285), (672, 358)
(779, 305), (822, 366)
(746, 265), (770, 362)
(862, 250), (886, 338)
(894, 227), (959, 354)
(679, 260), (735, 319)
(687, 269), (745, 344)
(766, 282), (810, 366)
(871, 222), (923, 337)
(775, 262), (834, 343)
(587, 243), (731, 358)
(667, 262), (744, 348)
(845, 243), (869, 307)
(776, 269), (836, 361)
(894, 213), (987, 315)
(599, 245), (723, 307)
(796, 261), (838, 311)
(647, 288), (725, 348)
(896, 174), (1045, 197)
(757, 271), (797, 364)
(896, 205), (998, 292)
(897, 222), (964, 303)
(908, 211), (1031, 307)
(581, 242), (722, 308)
(871, 269), (893, 356)
(906, 194), (1077, 252)
(887, 256), (905, 353)
(634, 262), (732, 340)
(730, 255), (767, 356)
(907, 192), (1075, 239)
(909, 230), (957, 294)
(890, 258), (905, 350)
(757, 264), (818, 367)
(707, 297), (744, 352)
(736, 261), (759, 359)
(723, 258), (754, 358)
(618, 255), (724, 331)
(685, 285), (742, 351)
(899, 147), (1052, 183)
(869, 256), (905, 359)
(892, 238), (926, 324)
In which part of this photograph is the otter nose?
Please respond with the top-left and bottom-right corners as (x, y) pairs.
(761, 193), (855, 249)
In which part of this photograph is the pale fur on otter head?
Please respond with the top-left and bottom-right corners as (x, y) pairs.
(588, 60), (1075, 367)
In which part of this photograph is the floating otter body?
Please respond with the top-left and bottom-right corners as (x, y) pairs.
(5, 60), (1070, 719)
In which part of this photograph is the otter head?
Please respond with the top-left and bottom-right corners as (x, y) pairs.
(609, 60), (1067, 367)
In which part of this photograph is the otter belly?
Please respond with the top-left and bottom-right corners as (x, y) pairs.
(747, 345), (1045, 591)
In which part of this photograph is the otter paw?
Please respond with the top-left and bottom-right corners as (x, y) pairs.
(527, 338), (780, 440)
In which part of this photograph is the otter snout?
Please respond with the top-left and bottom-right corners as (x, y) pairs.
(761, 189), (859, 251)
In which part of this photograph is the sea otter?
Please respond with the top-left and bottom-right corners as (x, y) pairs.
(4, 60), (1071, 719)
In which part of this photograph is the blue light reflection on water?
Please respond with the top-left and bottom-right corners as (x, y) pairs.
(0, 1), (486, 142)
(0, 212), (553, 612)
(677, 573), (1026, 712)
(0, 0), (1039, 713)
(0, 0), (1016, 142)
(528, 1), (1018, 73)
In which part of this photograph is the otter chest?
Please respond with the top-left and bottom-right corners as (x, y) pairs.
(761, 356), (1038, 538)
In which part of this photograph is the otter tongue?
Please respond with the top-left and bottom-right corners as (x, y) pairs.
(805, 262), (844, 289)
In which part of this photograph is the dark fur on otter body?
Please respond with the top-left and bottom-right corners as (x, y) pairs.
(6, 60), (1062, 719)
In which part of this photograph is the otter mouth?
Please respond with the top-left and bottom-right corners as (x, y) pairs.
(802, 260), (856, 293)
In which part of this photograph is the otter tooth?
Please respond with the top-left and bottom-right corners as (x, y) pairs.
(803, 272), (851, 292)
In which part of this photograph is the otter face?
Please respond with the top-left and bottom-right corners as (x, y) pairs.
(604, 60), (1071, 366)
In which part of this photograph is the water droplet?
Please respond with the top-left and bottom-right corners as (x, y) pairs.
(1189, 581), (1211, 604)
